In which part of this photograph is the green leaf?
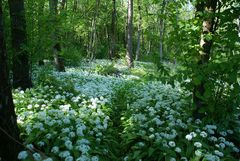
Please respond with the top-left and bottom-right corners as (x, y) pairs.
(148, 147), (155, 157)
(133, 150), (141, 159)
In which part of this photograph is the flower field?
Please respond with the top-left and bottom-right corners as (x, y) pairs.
(14, 60), (240, 161)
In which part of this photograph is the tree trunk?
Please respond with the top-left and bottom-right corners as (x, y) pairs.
(135, 0), (142, 61)
(159, 0), (167, 63)
(37, 0), (45, 63)
(88, 0), (100, 60)
(109, 0), (116, 60)
(147, 41), (151, 55)
(0, 1), (21, 160)
(53, 43), (65, 72)
(8, 0), (32, 90)
(238, 16), (240, 37)
(60, 0), (66, 10)
(126, 0), (134, 68)
(88, 17), (96, 60)
(49, 0), (65, 72)
(193, 0), (218, 119)
(73, 0), (78, 11)
(123, 1), (128, 47)
(141, 27), (144, 52)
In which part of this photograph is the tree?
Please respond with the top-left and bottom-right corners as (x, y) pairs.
(238, 16), (240, 37)
(8, 0), (32, 89)
(126, 0), (134, 68)
(109, 0), (116, 60)
(159, 0), (167, 62)
(135, 0), (142, 61)
(49, 0), (65, 72)
(0, 0), (21, 160)
(87, 0), (100, 60)
(193, 0), (218, 118)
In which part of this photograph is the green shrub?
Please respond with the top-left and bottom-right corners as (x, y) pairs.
(95, 64), (119, 76)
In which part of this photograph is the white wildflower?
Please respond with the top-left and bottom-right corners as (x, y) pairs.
(91, 156), (99, 161)
(18, 151), (28, 160)
(185, 134), (192, 141)
(51, 146), (59, 154)
(169, 141), (176, 147)
(214, 150), (224, 157)
(170, 158), (176, 161)
(43, 158), (53, 161)
(59, 151), (70, 158)
(33, 153), (41, 161)
(194, 142), (202, 148)
(195, 150), (202, 156)
(37, 141), (45, 147)
(175, 147), (181, 153)
(200, 131), (207, 138)
(65, 156), (74, 161)
(26, 144), (34, 150)
(65, 140), (73, 150)
(219, 131), (227, 136)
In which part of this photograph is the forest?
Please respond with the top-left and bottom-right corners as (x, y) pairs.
(0, 0), (240, 160)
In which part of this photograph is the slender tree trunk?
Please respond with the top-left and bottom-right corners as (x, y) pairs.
(124, 2), (128, 49)
(88, 18), (96, 59)
(49, 0), (65, 72)
(173, 0), (179, 63)
(141, 27), (144, 52)
(135, 0), (142, 61)
(87, 31), (91, 57)
(109, 0), (116, 60)
(126, 0), (134, 68)
(73, 0), (78, 11)
(60, 0), (66, 10)
(8, 0), (32, 90)
(238, 16), (240, 37)
(147, 41), (151, 55)
(88, 0), (100, 60)
(159, 0), (167, 63)
(193, 0), (218, 119)
(106, 25), (110, 58)
(37, 0), (45, 64)
(0, 1), (21, 160)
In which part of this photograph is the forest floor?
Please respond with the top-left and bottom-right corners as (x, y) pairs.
(14, 59), (240, 161)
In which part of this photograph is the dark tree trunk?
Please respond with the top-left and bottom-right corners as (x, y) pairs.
(8, 0), (32, 90)
(126, 0), (134, 68)
(53, 43), (65, 72)
(0, 1), (21, 160)
(49, 0), (65, 72)
(193, 0), (218, 119)
(109, 0), (116, 60)
(135, 0), (142, 61)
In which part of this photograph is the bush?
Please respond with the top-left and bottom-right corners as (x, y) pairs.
(94, 64), (119, 76)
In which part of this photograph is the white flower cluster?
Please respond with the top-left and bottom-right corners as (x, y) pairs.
(52, 70), (125, 102)
(15, 81), (111, 160)
(122, 82), (189, 159)
(14, 62), (240, 161)
(121, 81), (240, 160)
